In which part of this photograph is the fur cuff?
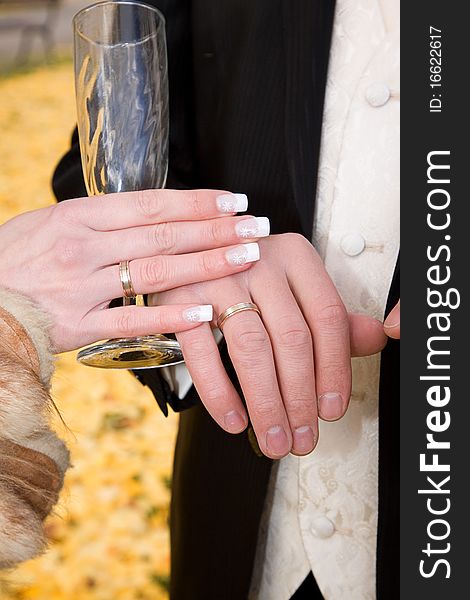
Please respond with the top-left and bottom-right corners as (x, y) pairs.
(0, 287), (54, 387)
(0, 488), (45, 569)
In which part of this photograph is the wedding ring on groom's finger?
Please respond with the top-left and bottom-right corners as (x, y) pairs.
(119, 260), (136, 298)
(216, 302), (261, 332)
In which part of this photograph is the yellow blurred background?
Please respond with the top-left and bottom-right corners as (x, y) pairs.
(0, 56), (175, 600)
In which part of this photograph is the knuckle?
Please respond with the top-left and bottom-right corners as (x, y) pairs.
(50, 201), (72, 224)
(140, 257), (168, 289)
(207, 218), (227, 245)
(281, 232), (302, 243)
(230, 326), (269, 355)
(188, 190), (206, 219)
(286, 396), (315, 416)
(135, 189), (162, 220)
(55, 237), (83, 266)
(316, 303), (348, 330)
(199, 251), (220, 277)
(320, 360), (351, 383)
(200, 384), (227, 408)
(149, 311), (165, 333)
(52, 200), (83, 226)
(185, 337), (210, 357)
(114, 312), (136, 336)
(280, 232), (309, 248)
(150, 222), (178, 254)
(277, 317), (312, 350)
(250, 396), (279, 420)
(278, 232), (316, 258)
(180, 328), (215, 357)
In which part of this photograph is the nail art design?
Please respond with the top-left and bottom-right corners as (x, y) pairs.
(235, 217), (270, 238)
(183, 305), (213, 323)
(216, 193), (248, 213)
(226, 243), (260, 266)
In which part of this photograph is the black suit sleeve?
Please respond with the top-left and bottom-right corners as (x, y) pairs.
(52, 128), (86, 200)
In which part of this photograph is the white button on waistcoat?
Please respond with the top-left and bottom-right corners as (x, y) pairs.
(340, 232), (366, 256)
(310, 516), (336, 539)
(365, 81), (391, 107)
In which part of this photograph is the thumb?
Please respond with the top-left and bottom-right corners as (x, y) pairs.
(383, 300), (400, 340)
(349, 313), (388, 357)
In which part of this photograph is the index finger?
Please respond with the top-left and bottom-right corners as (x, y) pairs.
(60, 189), (248, 231)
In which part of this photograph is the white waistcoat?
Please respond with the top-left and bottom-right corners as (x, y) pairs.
(250, 1), (400, 599)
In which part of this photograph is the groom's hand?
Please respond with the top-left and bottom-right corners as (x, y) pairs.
(153, 234), (387, 459)
(384, 300), (400, 339)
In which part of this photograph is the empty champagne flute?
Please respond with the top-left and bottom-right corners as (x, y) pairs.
(74, 0), (184, 368)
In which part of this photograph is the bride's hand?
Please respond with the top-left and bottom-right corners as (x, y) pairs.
(0, 189), (269, 352)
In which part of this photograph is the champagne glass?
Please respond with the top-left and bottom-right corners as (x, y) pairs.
(73, 0), (184, 369)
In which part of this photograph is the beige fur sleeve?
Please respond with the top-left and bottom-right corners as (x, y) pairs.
(0, 287), (55, 387)
(0, 287), (70, 569)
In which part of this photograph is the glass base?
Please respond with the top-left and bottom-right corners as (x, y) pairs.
(77, 335), (184, 369)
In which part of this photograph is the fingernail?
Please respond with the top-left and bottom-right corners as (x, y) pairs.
(216, 193), (248, 213)
(235, 217), (270, 238)
(384, 301), (400, 328)
(266, 425), (289, 456)
(226, 242), (260, 266)
(293, 426), (315, 455)
(223, 410), (247, 433)
(183, 305), (213, 323)
(318, 392), (344, 421)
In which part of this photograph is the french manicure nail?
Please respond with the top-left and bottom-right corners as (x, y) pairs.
(266, 425), (289, 456)
(216, 193), (248, 213)
(183, 305), (213, 323)
(226, 242), (260, 266)
(235, 216), (270, 238)
(224, 410), (247, 433)
(293, 426), (315, 455)
(318, 392), (344, 421)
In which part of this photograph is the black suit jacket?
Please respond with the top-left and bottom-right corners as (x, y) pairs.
(53, 2), (399, 598)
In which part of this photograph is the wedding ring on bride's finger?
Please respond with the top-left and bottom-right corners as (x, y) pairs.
(216, 302), (261, 332)
(119, 260), (136, 298)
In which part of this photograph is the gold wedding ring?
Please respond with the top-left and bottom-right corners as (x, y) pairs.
(216, 302), (261, 331)
(119, 260), (136, 298)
